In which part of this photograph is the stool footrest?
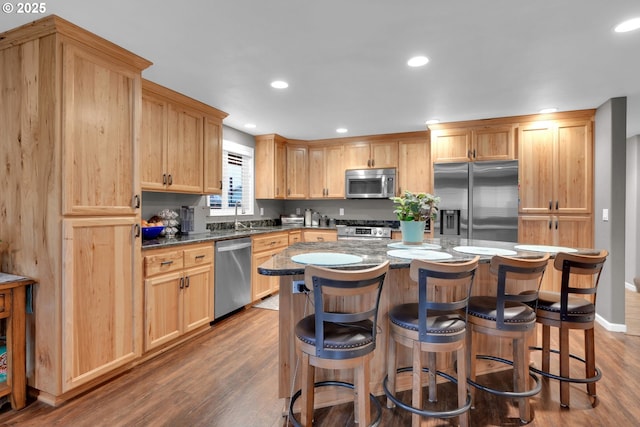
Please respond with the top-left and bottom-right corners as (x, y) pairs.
(383, 367), (472, 419)
(528, 346), (602, 384)
(467, 355), (542, 398)
(289, 380), (382, 427)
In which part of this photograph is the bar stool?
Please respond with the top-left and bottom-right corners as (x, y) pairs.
(289, 261), (390, 427)
(466, 254), (549, 424)
(384, 257), (479, 427)
(529, 250), (608, 408)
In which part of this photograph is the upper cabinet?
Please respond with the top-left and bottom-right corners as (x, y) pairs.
(141, 80), (227, 194)
(309, 144), (345, 198)
(397, 137), (431, 194)
(519, 118), (593, 214)
(286, 144), (308, 199)
(430, 124), (516, 163)
(255, 134), (287, 199)
(344, 140), (398, 170)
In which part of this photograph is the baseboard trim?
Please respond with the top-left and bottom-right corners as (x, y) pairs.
(596, 313), (626, 333)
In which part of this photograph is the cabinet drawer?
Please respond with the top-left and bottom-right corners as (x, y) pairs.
(144, 250), (184, 277)
(183, 245), (214, 268)
(252, 232), (288, 253)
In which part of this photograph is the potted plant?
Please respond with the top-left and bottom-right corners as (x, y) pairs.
(391, 191), (440, 244)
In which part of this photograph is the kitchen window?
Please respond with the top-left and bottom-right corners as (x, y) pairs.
(208, 140), (254, 216)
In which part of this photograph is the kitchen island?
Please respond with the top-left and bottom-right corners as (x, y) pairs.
(257, 237), (599, 410)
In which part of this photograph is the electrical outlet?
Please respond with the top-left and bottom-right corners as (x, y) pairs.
(292, 280), (309, 294)
(260, 207), (264, 216)
(296, 208), (301, 215)
(339, 208), (344, 216)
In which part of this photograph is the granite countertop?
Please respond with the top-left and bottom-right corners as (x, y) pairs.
(141, 226), (336, 249)
(257, 238), (600, 276)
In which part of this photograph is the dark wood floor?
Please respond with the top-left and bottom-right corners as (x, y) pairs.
(0, 305), (639, 426)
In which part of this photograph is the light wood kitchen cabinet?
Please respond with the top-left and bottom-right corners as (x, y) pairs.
(309, 144), (345, 198)
(288, 230), (302, 245)
(397, 137), (431, 194)
(344, 140), (398, 170)
(286, 144), (308, 199)
(62, 217), (141, 392)
(252, 232), (289, 301)
(430, 124), (515, 163)
(518, 215), (593, 291)
(0, 16), (152, 403)
(141, 80), (227, 194)
(143, 244), (214, 352)
(303, 229), (338, 242)
(255, 134), (287, 199)
(204, 117), (224, 194)
(519, 119), (593, 214)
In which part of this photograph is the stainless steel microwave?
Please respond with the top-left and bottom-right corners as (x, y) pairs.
(345, 168), (396, 199)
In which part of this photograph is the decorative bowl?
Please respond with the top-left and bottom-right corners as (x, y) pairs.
(142, 226), (164, 240)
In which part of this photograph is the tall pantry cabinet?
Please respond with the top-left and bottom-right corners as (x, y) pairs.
(0, 16), (152, 404)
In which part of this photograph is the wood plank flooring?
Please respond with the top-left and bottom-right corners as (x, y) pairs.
(0, 305), (639, 426)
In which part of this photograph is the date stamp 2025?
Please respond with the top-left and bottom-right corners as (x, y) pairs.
(2, 2), (47, 14)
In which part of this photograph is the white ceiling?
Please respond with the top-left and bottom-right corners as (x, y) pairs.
(2, 1), (639, 140)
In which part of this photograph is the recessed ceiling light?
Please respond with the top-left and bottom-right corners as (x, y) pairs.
(270, 80), (289, 89)
(336, 128), (348, 134)
(425, 119), (440, 125)
(539, 108), (558, 114)
(244, 123), (256, 129)
(614, 17), (640, 33)
(407, 56), (429, 67)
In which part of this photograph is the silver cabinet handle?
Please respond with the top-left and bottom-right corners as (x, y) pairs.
(163, 174), (167, 185)
(168, 174), (173, 185)
(179, 277), (185, 289)
(133, 194), (140, 209)
(161, 260), (174, 266)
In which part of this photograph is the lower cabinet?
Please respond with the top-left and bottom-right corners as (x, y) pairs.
(302, 229), (337, 242)
(252, 232), (289, 301)
(518, 214), (593, 291)
(143, 243), (213, 352)
(62, 217), (140, 393)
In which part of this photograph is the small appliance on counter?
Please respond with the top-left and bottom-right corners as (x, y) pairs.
(281, 214), (304, 227)
(180, 205), (209, 234)
(304, 209), (313, 226)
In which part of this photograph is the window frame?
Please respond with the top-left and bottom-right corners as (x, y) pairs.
(207, 140), (254, 216)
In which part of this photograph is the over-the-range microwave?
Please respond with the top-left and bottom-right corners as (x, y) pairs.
(345, 168), (396, 199)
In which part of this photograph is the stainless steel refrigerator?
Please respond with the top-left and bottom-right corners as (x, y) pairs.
(433, 160), (518, 242)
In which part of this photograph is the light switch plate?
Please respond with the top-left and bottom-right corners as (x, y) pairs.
(602, 208), (608, 221)
(339, 208), (344, 216)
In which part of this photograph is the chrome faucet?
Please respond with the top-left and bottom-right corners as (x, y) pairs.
(234, 201), (248, 231)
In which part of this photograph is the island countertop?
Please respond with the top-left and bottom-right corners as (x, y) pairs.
(257, 237), (595, 276)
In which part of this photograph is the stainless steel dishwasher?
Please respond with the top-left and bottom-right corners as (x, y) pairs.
(214, 238), (252, 320)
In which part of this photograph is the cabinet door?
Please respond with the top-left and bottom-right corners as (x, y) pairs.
(555, 215), (593, 249)
(183, 264), (213, 332)
(308, 147), (327, 198)
(204, 117), (223, 195)
(166, 104), (204, 193)
(286, 145), (308, 199)
(144, 271), (182, 351)
(275, 140), (287, 199)
(398, 139), (430, 194)
(140, 93), (168, 191)
(62, 217), (140, 391)
(472, 125), (516, 161)
(343, 142), (371, 169)
(370, 141), (398, 168)
(252, 250), (280, 301)
(518, 123), (555, 213)
(324, 145), (345, 198)
(555, 120), (592, 214)
(518, 215), (554, 246)
(62, 43), (139, 215)
(431, 129), (471, 163)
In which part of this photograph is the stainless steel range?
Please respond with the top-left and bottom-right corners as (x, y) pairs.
(336, 225), (392, 241)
